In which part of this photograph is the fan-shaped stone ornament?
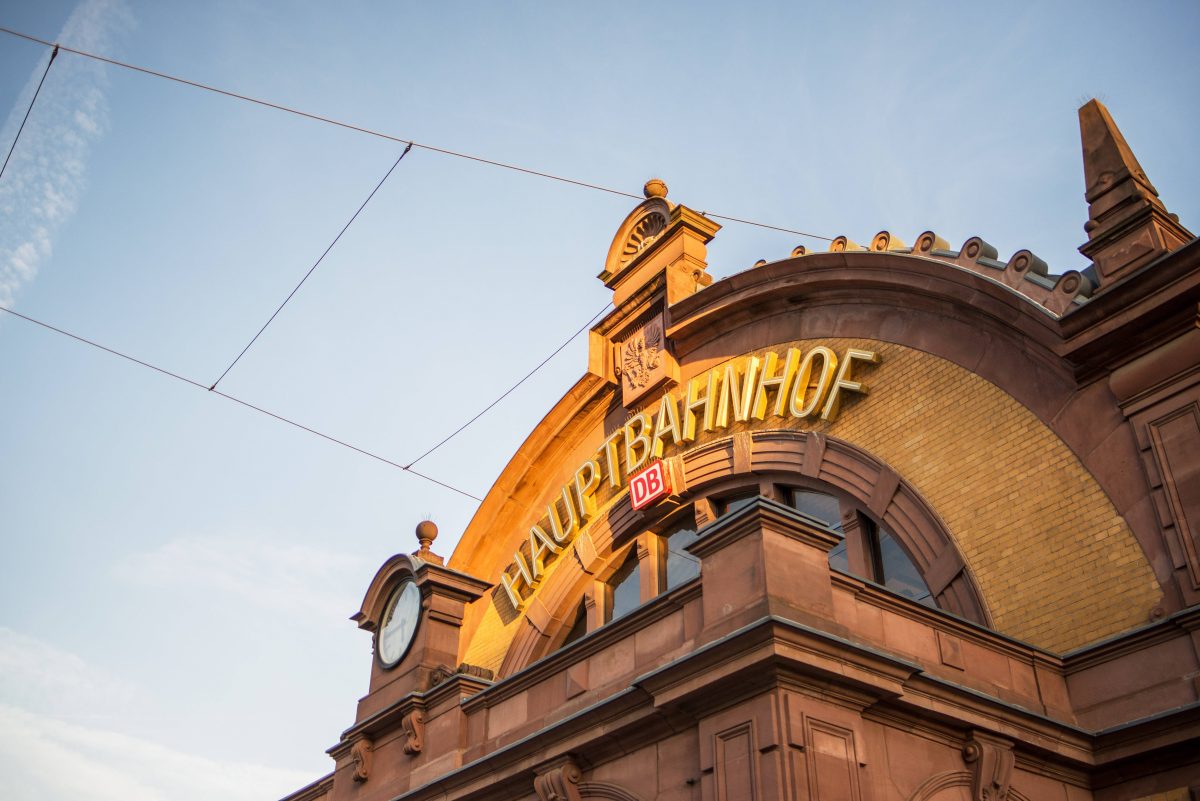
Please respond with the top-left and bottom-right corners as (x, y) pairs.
(599, 180), (673, 284)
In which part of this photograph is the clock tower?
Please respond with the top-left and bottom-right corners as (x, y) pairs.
(326, 522), (491, 794)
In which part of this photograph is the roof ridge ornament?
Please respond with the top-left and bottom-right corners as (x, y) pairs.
(414, 519), (444, 565)
(796, 228), (1094, 316)
(589, 179), (720, 403)
(1077, 99), (1193, 289)
(597, 178), (719, 307)
(598, 180), (674, 286)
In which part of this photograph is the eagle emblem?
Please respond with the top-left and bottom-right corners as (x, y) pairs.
(619, 324), (663, 390)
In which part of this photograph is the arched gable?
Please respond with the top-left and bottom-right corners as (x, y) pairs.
(452, 251), (1164, 675)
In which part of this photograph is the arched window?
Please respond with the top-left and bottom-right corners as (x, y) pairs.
(785, 486), (935, 607)
(555, 485), (940, 654)
(530, 435), (989, 674)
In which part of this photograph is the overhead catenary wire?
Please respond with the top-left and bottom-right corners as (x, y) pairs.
(0, 304), (483, 502)
(0, 43), (57, 182)
(0, 25), (835, 243)
(209, 141), (414, 391)
(404, 302), (612, 470)
(0, 25), (842, 502)
(0, 25), (621, 502)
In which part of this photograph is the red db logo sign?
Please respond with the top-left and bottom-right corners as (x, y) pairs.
(629, 460), (671, 511)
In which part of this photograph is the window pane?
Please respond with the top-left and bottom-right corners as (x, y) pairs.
(608, 553), (641, 621)
(826, 539), (850, 575)
(665, 525), (700, 589)
(560, 602), (587, 648)
(787, 489), (849, 573)
(877, 528), (935, 607)
(788, 489), (844, 535)
(718, 494), (757, 516)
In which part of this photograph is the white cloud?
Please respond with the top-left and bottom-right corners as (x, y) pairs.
(0, 704), (312, 801)
(115, 535), (367, 622)
(0, 627), (138, 719)
(0, 630), (314, 801)
(0, 0), (134, 308)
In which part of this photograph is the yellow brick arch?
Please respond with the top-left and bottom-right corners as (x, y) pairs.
(756, 337), (1160, 652)
(462, 336), (1160, 671)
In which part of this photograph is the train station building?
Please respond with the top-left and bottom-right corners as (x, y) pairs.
(282, 100), (1200, 801)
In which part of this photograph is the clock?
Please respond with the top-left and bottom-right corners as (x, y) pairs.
(377, 579), (421, 668)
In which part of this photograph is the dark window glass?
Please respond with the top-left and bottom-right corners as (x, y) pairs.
(755, 486), (942, 610)
(665, 525), (700, 589)
(788, 489), (843, 533)
(608, 552), (641, 621)
(877, 527), (934, 607)
(560, 602), (587, 648)
(787, 489), (849, 574)
(826, 540), (850, 576)
(717, 494), (757, 516)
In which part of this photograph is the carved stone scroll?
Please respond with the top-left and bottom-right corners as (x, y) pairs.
(962, 732), (1014, 801)
(533, 755), (583, 801)
(350, 737), (373, 782)
(401, 710), (424, 756)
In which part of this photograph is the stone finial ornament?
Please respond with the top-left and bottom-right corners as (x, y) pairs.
(912, 230), (950, 254)
(414, 520), (444, 565)
(829, 235), (865, 252)
(796, 226), (1092, 316)
(1077, 99), (1193, 288)
(870, 230), (907, 252)
(643, 177), (668, 199)
(959, 236), (999, 262)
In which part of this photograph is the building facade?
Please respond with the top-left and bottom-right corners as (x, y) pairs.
(283, 101), (1200, 801)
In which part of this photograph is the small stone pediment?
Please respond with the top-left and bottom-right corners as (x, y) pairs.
(599, 180), (673, 285)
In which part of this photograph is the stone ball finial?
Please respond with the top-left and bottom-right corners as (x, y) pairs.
(416, 520), (438, 549)
(643, 178), (668, 199)
(413, 519), (445, 565)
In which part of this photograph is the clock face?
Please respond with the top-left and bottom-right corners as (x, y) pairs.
(377, 580), (420, 668)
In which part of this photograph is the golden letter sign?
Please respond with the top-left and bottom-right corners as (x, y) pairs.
(498, 344), (879, 611)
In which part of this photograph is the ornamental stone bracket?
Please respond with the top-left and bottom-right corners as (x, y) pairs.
(533, 754), (584, 801)
(962, 731), (1015, 801)
(350, 737), (373, 782)
(401, 709), (424, 756)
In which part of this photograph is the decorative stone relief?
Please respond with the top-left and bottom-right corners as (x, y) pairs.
(599, 181), (672, 284)
(401, 710), (424, 756)
(618, 211), (667, 271)
(962, 733), (1014, 801)
(614, 314), (677, 407)
(350, 738), (373, 782)
(533, 755), (583, 801)
(801, 227), (1093, 316)
(619, 323), (663, 390)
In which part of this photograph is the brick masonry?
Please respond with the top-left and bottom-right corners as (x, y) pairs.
(464, 336), (1161, 669)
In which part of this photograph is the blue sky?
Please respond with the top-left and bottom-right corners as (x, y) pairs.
(1, 1), (1197, 798)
